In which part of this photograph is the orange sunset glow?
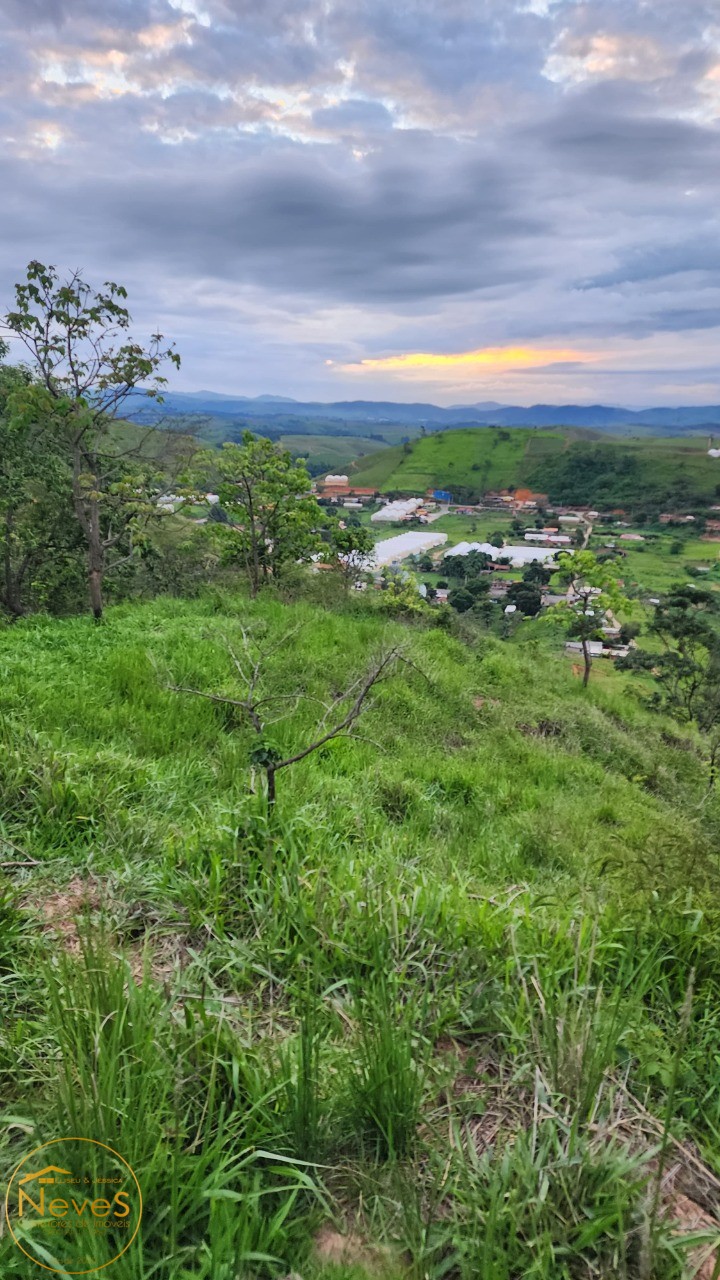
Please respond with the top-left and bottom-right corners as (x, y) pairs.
(337, 345), (594, 376)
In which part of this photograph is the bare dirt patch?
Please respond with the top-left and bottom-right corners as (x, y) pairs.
(667, 1192), (719, 1279)
(23, 875), (189, 983)
(314, 1225), (403, 1275)
(28, 874), (102, 955)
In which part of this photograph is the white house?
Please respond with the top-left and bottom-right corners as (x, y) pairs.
(524, 532), (571, 545)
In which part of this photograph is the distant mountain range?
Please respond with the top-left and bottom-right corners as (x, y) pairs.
(125, 390), (720, 434)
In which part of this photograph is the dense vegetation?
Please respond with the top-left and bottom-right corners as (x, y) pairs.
(0, 266), (369, 622)
(351, 428), (720, 515)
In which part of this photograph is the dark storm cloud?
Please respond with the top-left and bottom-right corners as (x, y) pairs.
(638, 307), (720, 333)
(1, 0), (720, 401)
(0, 138), (547, 303)
(0, 0), (155, 28)
(582, 240), (720, 290)
(537, 95), (720, 184)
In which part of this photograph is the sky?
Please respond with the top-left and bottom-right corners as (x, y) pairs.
(1, 0), (719, 407)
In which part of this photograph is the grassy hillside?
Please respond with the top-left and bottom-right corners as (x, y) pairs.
(2, 592), (720, 1277)
(158, 411), (416, 450)
(106, 417), (201, 465)
(351, 427), (720, 510)
(280, 433), (387, 474)
(350, 427), (565, 493)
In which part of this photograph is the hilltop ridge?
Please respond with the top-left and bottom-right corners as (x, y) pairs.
(126, 389), (720, 434)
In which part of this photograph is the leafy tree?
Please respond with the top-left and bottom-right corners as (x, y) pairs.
(3, 261), (180, 619)
(506, 581), (542, 617)
(209, 433), (322, 597)
(619, 585), (720, 783)
(458, 578), (490, 604)
(471, 597), (496, 625)
(523, 562), (552, 586)
(321, 520), (374, 588)
(669, 540), (684, 556)
(448, 586), (475, 613)
(550, 550), (628, 688)
(489, 530), (506, 548)
(443, 555), (467, 581)
(0, 346), (85, 618)
(619, 621), (640, 645)
(377, 571), (429, 617)
(465, 550), (492, 577)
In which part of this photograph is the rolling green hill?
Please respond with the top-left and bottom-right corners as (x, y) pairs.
(280, 432), (387, 475)
(106, 417), (201, 465)
(351, 427), (565, 494)
(350, 426), (720, 511)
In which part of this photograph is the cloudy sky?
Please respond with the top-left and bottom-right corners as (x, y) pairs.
(1, 0), (719, 406)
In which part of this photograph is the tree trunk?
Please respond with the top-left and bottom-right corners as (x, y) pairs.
(266, 766), (276, 806)
(84, 493), (105, 621)
(71, 447), (104, 621)
(88, 563), (103, 621)
(2, 513), (25, 620)
(246, 537), (260, 598)
(708, 744), (719, 790)
(582, 638), (591, 687)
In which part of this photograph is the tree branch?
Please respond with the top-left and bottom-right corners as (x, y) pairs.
(166, 683), (251, 711)
(274, 647), (401, 772)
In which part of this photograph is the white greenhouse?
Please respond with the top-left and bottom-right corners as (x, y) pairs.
(372, 531), (448, 567)
(443, 541), (558, 568)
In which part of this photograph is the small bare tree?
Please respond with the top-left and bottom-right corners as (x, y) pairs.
(166, 625), (417, 806)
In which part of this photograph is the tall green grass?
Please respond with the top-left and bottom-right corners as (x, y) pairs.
(2, 593), (720, 1276)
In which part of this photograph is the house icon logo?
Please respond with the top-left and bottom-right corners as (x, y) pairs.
(18, 1165), (72, 1187)
(5, 1137), (142, 1274)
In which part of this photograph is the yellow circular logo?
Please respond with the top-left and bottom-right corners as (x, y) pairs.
(5, 1137), (142, 1274)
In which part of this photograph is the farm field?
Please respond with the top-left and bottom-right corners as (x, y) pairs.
(357, 513), (518, 558)
(590, 529), (720, 596)
(428, 511), (517, 546)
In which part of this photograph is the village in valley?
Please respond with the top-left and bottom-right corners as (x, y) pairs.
(311, 459), (720, 665)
